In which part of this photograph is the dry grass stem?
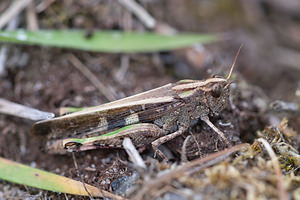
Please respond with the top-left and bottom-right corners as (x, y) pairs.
(68, 54), (117, 102)
(0, 0), (32, 29)
(257, 138), (288, 200)
(123, 137), (146, 169)
(118, 0), (156, 28)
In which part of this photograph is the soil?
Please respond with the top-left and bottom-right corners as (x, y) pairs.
(0, 1), (299, 199)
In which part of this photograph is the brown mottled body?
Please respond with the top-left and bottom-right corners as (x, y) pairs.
(32, 46), (242, 160)
(32, 78), (231, 159)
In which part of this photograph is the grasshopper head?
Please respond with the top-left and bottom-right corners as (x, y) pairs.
(204, 44), (243, 115)
(172, 45), (242, 115)
(205, 78), (230, 115)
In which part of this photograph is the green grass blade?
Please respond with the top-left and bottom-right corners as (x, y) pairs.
(0, 30), (217, 53)
(0, 157), (125, 199)
(64, 124), (138, 146)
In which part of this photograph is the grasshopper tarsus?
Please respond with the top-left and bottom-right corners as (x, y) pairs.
(153, 148), (168, 162)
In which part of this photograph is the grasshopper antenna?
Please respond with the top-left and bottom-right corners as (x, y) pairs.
(226, 44), (243, 81)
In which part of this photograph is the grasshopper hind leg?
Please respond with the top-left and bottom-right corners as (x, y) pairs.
(152, 127), (187, 162)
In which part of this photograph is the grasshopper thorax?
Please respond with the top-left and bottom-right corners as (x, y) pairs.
(173, 77), (231, 115)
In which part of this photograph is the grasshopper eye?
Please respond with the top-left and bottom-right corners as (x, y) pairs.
(211, 84), (222, 98)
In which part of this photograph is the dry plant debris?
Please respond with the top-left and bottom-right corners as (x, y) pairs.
(129, 119), (299, 200)
(1, 1), (300, 199)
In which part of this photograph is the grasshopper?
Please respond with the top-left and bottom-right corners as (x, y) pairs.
(32, 46), (242, 161)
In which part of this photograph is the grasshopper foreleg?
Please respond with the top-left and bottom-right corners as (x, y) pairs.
(200, 115), (230, 146)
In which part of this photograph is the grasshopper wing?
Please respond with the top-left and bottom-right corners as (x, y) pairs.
(32, 83), (185, 139)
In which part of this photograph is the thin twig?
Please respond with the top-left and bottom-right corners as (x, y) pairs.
(64, 193), (69, 200)
(115, 55), (130, 82)
(123, 138), (146, 169)
(0, 14), (19, 75)
(257, 138), (288, 200)
(115, 8), (132, 82)
(26, 0), (39, 30)
(185, 150), (233, 176)
(67, 54), (117, 102)
(118, 0), (156, 29)
(134, 143), (249, 200)
(0, 46), (8, 75)
(0, 0), (32, 29)
(72, 153), (94, 200)
(0, 98), (54, 121)
(36, 0), (56, 13)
